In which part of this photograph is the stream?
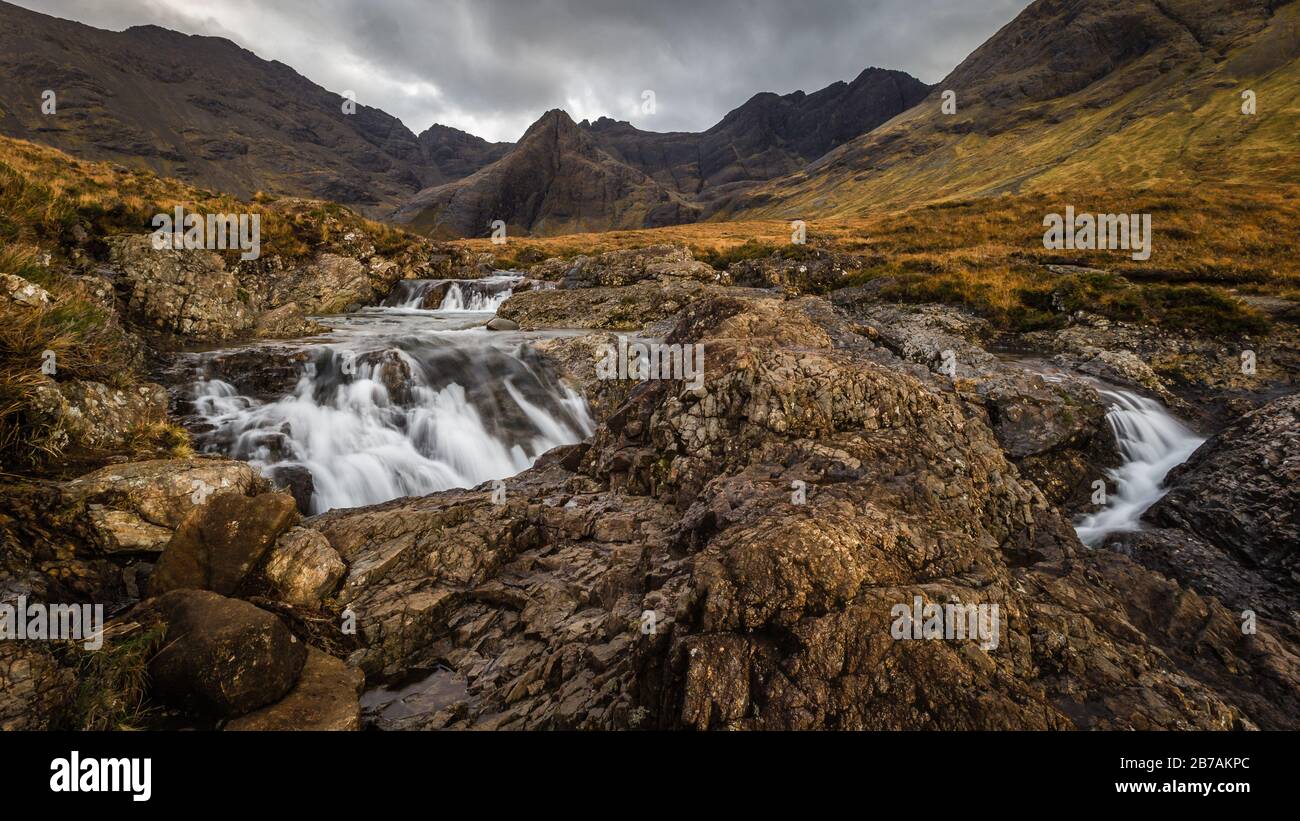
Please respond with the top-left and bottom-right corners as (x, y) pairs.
(1074, 388), (1205, 546)
(171, 274), (593, 514)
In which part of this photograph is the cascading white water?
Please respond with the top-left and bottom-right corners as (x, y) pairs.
(383, 275), (519, 312)
(184, 276), (592, 514)
(1075, 389), (1205, 546)
(439, 282), (514, 312)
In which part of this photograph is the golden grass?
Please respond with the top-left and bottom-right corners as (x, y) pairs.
(458, 180), (1300, 334)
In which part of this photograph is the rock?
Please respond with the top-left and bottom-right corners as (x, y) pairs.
(53, 380), (170, 454)
(485, 317), (519, 331)
(0, 273), (51, 309)
(264, 253), (372, 315)
(307, 290), (1300, 730)
(149, 490), (298, 596)
(62, 458), (266, 554)
(253, 302), (325, 339)
(109, 234), (255, 343)
(183, 346), (310, 402)
(263, 527), (346, 608)
(532, 332), (633, 423)
(1150, 393), (1300, 600)
(552, 245), (722, 290)
(1105, 528), (1294, 619)
(978, 373), (1104, 460)
(499, 280), (730, 331)
(225, 648), (362, 731)
(837, 302), (1110, 509)
(728, 248), (860, 294)
(143, 590), (307, 718)
(269, 465), (315, 515)
(0, 642), (76, 730)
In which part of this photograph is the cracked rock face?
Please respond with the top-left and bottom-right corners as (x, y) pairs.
(1147, 392), (1300, 614)
(303, 293), (1300, 730)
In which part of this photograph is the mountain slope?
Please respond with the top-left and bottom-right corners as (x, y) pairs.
(724, 0), (1300, 220)
(393, 110), (701, 238)
(396, 68), (930, 236)
(0, 1), (498, 214)
(417, 124), (514, 180)
(584, 67), (931, 197)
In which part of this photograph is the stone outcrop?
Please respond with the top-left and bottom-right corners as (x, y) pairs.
(499, 281), (712, 331)
(308, 292), (1300, 730)
(541, 245), (723, 289)
(62, 458), (267, 555)
(109, 236), (255, 343)
(728, 248), (862, 295)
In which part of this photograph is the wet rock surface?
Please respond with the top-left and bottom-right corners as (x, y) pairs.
(302, 292), (1300, 730)
(1144, 393), (1300, 616)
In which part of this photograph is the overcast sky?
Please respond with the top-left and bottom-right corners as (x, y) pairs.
(18, 0), (1032, 142)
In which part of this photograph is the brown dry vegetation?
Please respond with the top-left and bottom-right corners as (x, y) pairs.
(0, 135), (426, 468)
(462, 180), (1300, 335)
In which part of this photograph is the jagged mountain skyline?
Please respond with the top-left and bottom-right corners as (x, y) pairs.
(11, 0), (1032, 142)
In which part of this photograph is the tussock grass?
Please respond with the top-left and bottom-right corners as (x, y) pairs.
(64, 622), (167, 731)
(458, 181), (1298, 337)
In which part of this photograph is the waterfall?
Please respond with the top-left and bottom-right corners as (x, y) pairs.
(1074, 389), (1205, 546)
(184, 276), (591, 514)
(382, 276), (519, 312)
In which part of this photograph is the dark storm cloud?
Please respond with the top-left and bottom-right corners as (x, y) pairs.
(17, 0), (1032, 141)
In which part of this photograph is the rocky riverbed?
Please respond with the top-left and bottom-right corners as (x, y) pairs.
(2, 243), (1297, 731)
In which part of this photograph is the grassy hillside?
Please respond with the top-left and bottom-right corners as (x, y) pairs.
(461, 179), (1300, 334)
(724, 0), (1300, 221)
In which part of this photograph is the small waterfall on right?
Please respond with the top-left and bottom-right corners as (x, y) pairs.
(1075, 389), (1205, 546)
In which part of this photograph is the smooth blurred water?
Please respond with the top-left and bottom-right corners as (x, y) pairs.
(183, 277), (592, 513)
(1075, 389), (1204, 546)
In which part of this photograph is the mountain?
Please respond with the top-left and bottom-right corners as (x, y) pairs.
(584, 67), (930, 198)
(724, 0), (1300, 219)
(395, 68), (930, 236)
(392, 110), (700, 237)
(0, 1), (498, 214)
(417, 124), (514, 180)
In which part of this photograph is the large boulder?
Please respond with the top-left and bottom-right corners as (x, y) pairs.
(225, 648), (362, 731)
(109, 235), (255, 343)
(149, 490), (298, 596)
(61, 458), (266, 555)
(143, 590), (307, 718)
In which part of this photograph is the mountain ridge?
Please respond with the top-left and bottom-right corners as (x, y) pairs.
(0, 0), (502, 215)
